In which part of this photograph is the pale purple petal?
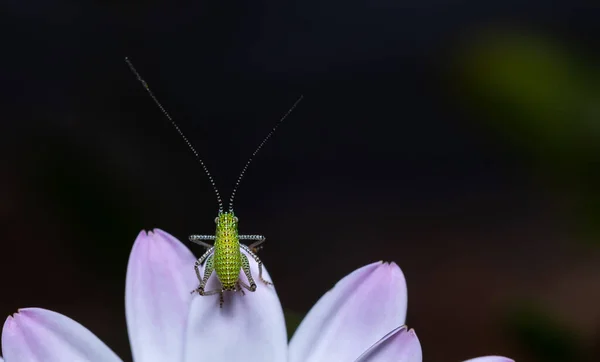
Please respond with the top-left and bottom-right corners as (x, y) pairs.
(125, 229), (197, 362)
(1, 308), (121, 362)
(463, 357), (515, 362)
(354, 326), (422, 362)
(183, 249), (287, 362)
(289, 261), (408, 362)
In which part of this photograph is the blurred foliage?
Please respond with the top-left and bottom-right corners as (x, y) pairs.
(284, 308), (305, 341)
(455, 30), (599, 158)
(504, 300), (587, 362)
(453, 29), (600, 244)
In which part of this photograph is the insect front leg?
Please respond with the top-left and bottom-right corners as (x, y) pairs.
(238, 234), (266, 253)
(240, 244), (273, 286)
(189, 235), (216, 249)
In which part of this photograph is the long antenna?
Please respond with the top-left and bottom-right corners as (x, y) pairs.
(228, 95), (304, 212)
(125, 57), (224, 213)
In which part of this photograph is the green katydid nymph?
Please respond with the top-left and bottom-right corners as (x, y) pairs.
(125, 58), (303, 308)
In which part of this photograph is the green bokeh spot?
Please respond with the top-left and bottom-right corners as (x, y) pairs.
(457, 30), (599, 156)
(284, 309), (305, 341)
(504, 300), (585, 362)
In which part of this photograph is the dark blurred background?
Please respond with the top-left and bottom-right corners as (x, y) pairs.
(1, 1), (599, 361)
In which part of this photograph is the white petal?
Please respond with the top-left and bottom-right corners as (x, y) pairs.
(1, 308), (121, 362)
(289, 261), (408, 362)
(125, 229), (198, 362)
(354, 326), (422, 362)
(183, 248), (287, 362)
(463, 357), (514, 362)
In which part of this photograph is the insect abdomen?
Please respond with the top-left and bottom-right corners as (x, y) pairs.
(214, 213), (241, 290)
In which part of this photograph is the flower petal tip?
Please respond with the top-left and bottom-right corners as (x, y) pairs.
(353, 325), (422, 362)
(126, 228), (197, 362)
(2, 308), (121, 362)
(289, 260), (409, 362)
(463, 356), (515, 362)
(129, 229), (191, 266)
(392, 324), (419, 340)
(4, 308), (38, 329)
(375, 261), (405, 277)
(15, 307), (42, 315)
(3, 315), (15, 331)
(152, 228), (180, 244)
(135, 228), (172, 241)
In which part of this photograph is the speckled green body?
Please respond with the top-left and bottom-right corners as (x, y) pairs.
(214, 212), (241, 290)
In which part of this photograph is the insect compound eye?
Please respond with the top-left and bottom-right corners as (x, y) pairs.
(214, 217), (219, 224)
(234, 217), (238, 223)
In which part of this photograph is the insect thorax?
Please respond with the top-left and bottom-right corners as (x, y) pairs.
(214, 211), (241, 289)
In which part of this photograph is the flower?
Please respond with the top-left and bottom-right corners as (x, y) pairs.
(1, 229), (514, 362)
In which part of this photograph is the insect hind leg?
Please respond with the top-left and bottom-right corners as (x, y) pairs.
(237, 278), (256, 293)
(191, 252), (215, 295)
(240, 253), (258, 292)
(192, 247), (214, 288)
(240, 244), (273, 286)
